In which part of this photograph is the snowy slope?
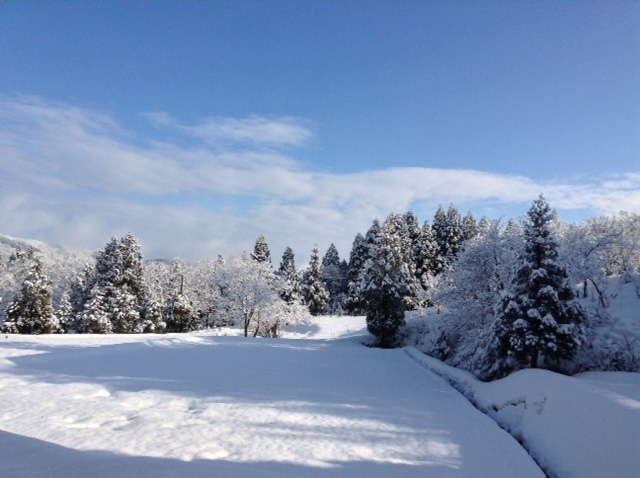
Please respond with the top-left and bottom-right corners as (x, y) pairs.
(0, 320), (543, 478)
(407, 347), (640, 478)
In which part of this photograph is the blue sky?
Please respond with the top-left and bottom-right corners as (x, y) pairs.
(0, 1), (639, 261)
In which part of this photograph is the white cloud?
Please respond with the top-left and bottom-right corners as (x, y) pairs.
(145, 111), (315, 148)
(0, 96), (639, 262)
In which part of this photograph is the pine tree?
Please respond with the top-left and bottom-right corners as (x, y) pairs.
(462, 211), (479, 242)
(432, 206), (449, 273)
(346, 220), (382, 315)
(164, 258), (199, 332)
(321, 244), (348, 313)
(493, 195), (586, 372)
(301, 245), (329, 315)
(135, 300), (166, 333)
(413, 221), (439, 307)
(445, 204), (464, 259)
(252, 235), (272, 264)
(361, 214), (412, 347)
(277, 247), (301, 304)
(345, 233), (368, 315)
(478, 216), (491, 234)
(57, 290), (73, 333)
(78, 285), (112, 334)
(1, 258), (58, 334)
(69, 263), (95, 327)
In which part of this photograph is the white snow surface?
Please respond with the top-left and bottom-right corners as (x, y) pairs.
(0, 316), (543, 477)
(406, 347), (640, 478)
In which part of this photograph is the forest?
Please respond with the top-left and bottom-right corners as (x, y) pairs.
(1, 195), (639, 380)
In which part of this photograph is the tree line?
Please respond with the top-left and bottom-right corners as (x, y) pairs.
(1, 197), (639, 380)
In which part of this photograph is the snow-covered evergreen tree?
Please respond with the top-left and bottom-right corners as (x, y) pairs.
(361, 214), (412, 347)
(346, 220), (381, 315)
(135, 299), (166, 333)
(277, 246), (302, 305)
(251, 235), (272, 265)
(56, 290), (73, 333)
(493, 195), (586, 373)
(462, 211), (479, 242)
(431, 206), (449, 273)
(77, 284), (112, 334)
(321, 243), (348, 313)
(413, 220), (439, 307)
(445, 204), (464, 259)
(164, 258), (199, 332)
(1, 258), (58, 334)
(301, 244), (329, 315)
(478, 216), (491, 233)
(345, 233), (369, 315)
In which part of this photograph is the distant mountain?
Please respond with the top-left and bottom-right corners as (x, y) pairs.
(0, 233), (66, 261)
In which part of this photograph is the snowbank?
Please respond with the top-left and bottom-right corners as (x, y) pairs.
(406, 347), (640, 478)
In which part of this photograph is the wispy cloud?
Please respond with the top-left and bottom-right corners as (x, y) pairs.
(145, 111), (315, 148)
(1, 96), (638, 261)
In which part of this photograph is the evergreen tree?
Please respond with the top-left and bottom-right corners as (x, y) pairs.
(346, 220), (382, 314)
(493, 196), (586, 372)
(432, 206), (449, 273)
(251, 235), (272, 264)
(69, 263), (95, 327)
(413, 221), (439, 307)
(164, 258), (199, 332)
(56, 290), (73, 333)
(78, 285), (112, 334)
(1, 258), (58, 334)
(361, 214), (412, 347)
(321, 244), (348, 313)
(462, 211), (479, 242)
(345, 233), (368, 315)
(301, 245), (329, 315)
(135, 300), (166, 333)
(478, 216), (491, 233)
(277, 247), (301, 304)
(445, 204), (464, 259)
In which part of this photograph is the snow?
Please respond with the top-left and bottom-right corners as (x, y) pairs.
(406, 347), (640, 478)
(1, 317), (543, 477)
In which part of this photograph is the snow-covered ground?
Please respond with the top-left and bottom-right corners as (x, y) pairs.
(2, 317), (638, 477)
(1, 317), (543, 477)
(406, 347), (640, 478)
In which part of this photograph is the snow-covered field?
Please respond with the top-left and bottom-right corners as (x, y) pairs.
(1, 317), (637, 477)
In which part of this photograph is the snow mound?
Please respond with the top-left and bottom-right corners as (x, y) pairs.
(406, 347), (640, 478)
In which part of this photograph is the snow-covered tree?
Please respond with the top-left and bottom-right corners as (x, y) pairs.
(445, 204), (464, 259)
(56, 290), (73, 333)
(412, 220), (439, 308)
(345, 233), (369, 315)
(361, 214), (412, 347)
(321, 244), (348, 313)
(277, 247), (302, 305)
(77, 285), (112, 334)
(213, 254), (307, 337)
(251, 235), (272, 265)
(431, 206), (449, 274)
(493, 196), (586, 373)
(164, 258), (199, 333)
(478, 216), (491, 233)
(432, 221), (522, 377)
(462, 211), (479, 242)
(301, 245), (329, 315)
(346, 220), (381, 315)
(1, 258), (58, 334)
